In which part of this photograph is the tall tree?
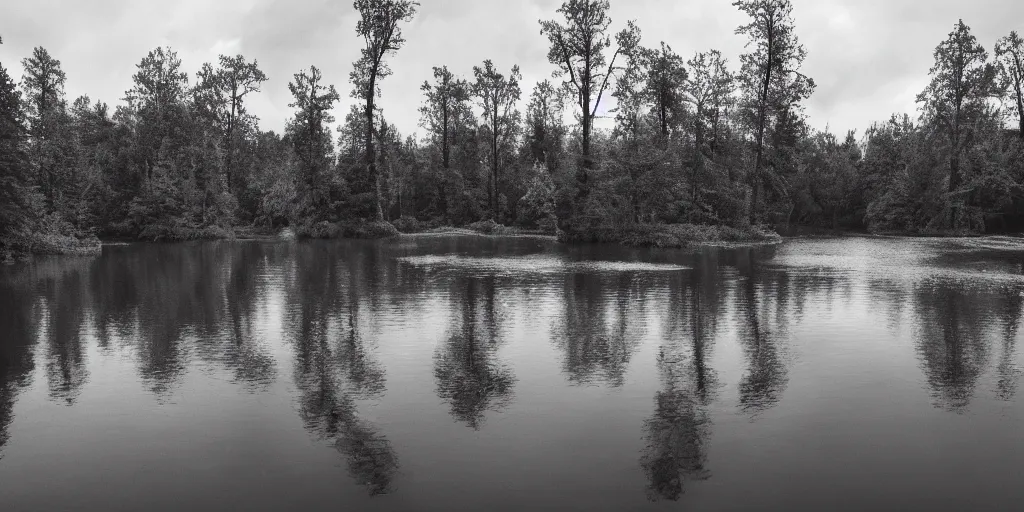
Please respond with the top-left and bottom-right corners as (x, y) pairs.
(610, 40), (656, 223)
(0, 45), (38, 254)
(472, 60), (522, 221)
(686, 50), (735, 157)
(123, 46), (190, 187)
(643, 42), (688, 139)
(351, 0), (419, 222)
(611, 33), (648, 145)
(539, 0), (640, 220)
(917, 20), (998, 229)
(20, 47), (70, 210)
(419, 66), (470, 172)
(734, 0), (815, 225)
(68, 95), (115, 230)
(193, 55), (267, 221)
(524, 79), (566, 173)
(217, 55), (267, 192)
(288, 66), (340, 223)
(995, 31), (1024, 139)
(685, 50), (735, 200)
(419, 67), (478, 221)
(20, 46), (67, 134)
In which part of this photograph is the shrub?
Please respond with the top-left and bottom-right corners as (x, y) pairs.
(296, 219), (400, 240)
(467, 219), (500, 234)
(342, 220), (400, 239)
(467, 219), (521, 236)
(392, 216), (425, 234)
(296, 220), (341, 239)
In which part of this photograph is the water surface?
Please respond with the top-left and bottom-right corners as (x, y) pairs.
(1, 235), (1022, 511)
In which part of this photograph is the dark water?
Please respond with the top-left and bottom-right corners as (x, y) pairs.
(1, 235), (1023, 511)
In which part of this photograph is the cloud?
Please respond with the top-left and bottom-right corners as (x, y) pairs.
(0, 0), (1021, 139)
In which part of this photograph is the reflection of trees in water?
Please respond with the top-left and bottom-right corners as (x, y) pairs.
(865, 273), (1024, 409)
(641, 264), (721, 501)
(288, 244), (398, 496)
(554, 273), (648, 387)
(0, 279), (39, 458)
(0, 240), (291, 408)
(911, 283), (1017, 411)
(727, 248), (856, 417)
(866, 278), (911, 332)
(0, 259), (94, 406)
(31, 259), (91, 405)
(83, 243), (285, 396)
(995, 289), (1023, 401)
(734, 250), (790, 417)
(434, 275), (515, 430)
(202, 245), (279, 391)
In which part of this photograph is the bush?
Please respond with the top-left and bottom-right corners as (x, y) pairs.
(135, 224), (236, 242)
(392, 216), (425, 234)
(1, 230), (102, 260)
(297, 219), (400, 240)
(467, 219), (500, 234)
(296, 220), (341, 239)
(29, 232), (103, 255)
(467, 219), (520, 236)
(342, 220), (400, 239)
(536, 214), (558, 235)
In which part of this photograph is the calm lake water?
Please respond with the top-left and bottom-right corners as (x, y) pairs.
(1, 235), (1023, 511)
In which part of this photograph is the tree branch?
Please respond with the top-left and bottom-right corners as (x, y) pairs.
(592, 46), (622, 118)
(554, 31), (581, 93)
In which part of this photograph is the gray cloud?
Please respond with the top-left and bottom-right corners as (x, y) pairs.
(1, 0), (1020, 138)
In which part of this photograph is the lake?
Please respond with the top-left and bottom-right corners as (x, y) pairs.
(1, 235), (1023, 511)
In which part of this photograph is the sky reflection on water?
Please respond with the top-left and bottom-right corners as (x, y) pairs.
(0, 235), (1022, 511)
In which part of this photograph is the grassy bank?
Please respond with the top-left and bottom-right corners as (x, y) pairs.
(558, 223), (781, 248)
(1, 231), (103, 263)
(80, 217), (779, 249)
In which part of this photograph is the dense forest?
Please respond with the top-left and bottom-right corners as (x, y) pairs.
(2, 0), (1024, 259)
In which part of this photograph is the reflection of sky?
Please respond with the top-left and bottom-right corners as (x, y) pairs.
(767, 237), (1024, 285)
(1, 238), (1023, 510)
(397, 254), (690, 275)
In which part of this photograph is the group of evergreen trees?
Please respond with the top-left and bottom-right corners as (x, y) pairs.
(2, 1), (1024, 256)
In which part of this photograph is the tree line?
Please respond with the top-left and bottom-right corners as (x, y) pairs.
(2, 0), (1024, 257)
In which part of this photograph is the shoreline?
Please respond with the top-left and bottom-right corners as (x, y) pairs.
(31, 224), (1024, 254)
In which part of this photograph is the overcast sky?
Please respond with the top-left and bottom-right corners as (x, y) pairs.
(1, 0), (1021, 139)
